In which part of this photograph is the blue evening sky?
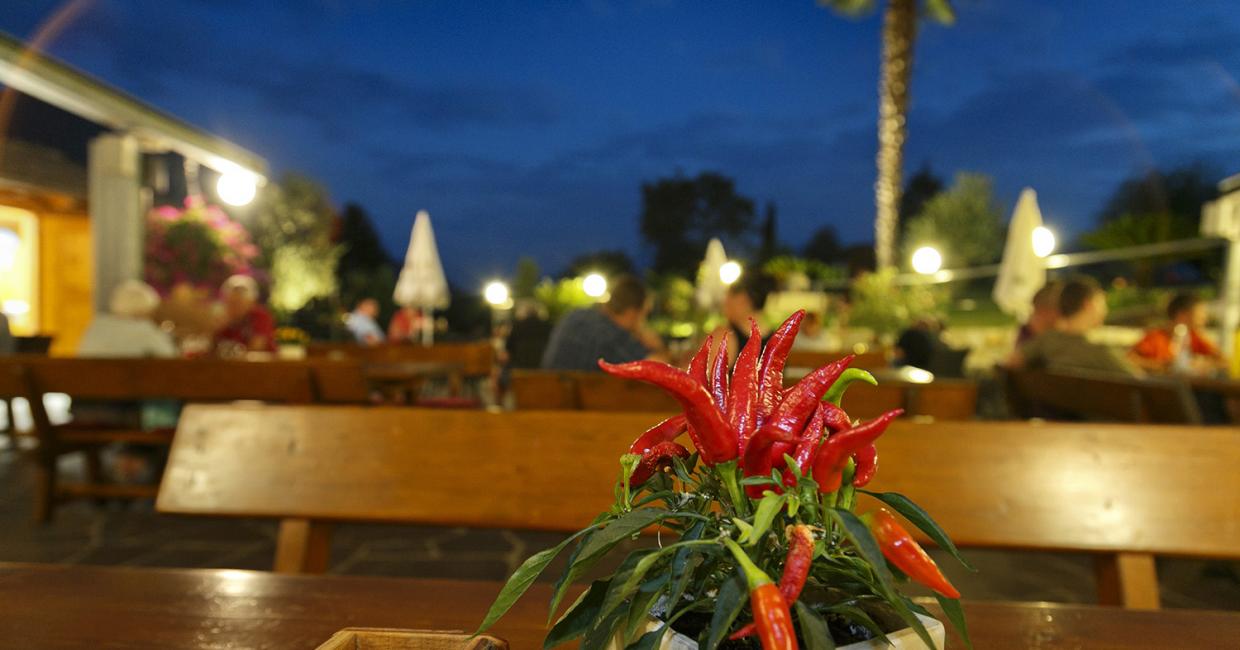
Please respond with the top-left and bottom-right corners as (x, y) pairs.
(3, 0), (1239, 285)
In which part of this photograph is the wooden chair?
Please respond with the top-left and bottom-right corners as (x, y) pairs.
(1004, 368), (1201, 424)
(574, 373), (679, 412)
(509, 370), (577, 409)
(8, 357), (319, 520)
(157, 407), (1240, 611)
(307, 360), (372, 404)
(784, 349), (889, 371)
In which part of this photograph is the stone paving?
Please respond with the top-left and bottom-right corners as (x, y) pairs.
(0, 442), (1237, 610)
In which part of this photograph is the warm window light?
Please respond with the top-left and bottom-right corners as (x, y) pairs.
(0, 227), (17, 272)
(216, 171), (258, 206)
(483, 281), (510, 306)
(910, 246), (943, 275)
(582, 273), (608, 298)
(719, 260), (742, 285)
(2, 299), (30, 315)
(1032, 226), (1056, 258)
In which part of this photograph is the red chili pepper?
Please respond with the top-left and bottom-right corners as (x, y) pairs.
(811, 409), (901, 493)
(756, 310), (805, 422)
(781, 402), (829, 489)
(851, 443), (878, 487)
(820, 401), (853, 432)
(627, 414), (687, 456)
(710, 335), (730, 414)
(751, 355), (854, 447)
(629, 440), (690, 486)
(688, 335), (712, 388)
(598, 360), (737, 464)
(744, 439), (795, 498)
(722, 538), (797, 650)
(728, 319), (763, 454)
(867, 507), (960, 599)
(730, 524), (815, 641)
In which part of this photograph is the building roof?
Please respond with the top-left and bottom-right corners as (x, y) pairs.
(0, 30), (267, 180)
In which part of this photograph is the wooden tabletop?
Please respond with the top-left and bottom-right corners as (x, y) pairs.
(363, 360), (464, 381)
(3, 563), (1239, 649)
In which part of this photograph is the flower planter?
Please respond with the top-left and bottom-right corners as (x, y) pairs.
(610, 614), (944, 650)
(316, 627), (507, 649)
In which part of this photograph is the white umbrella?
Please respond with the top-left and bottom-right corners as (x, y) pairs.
(992, 188), (1046, 321)
(695, 238), (728, 310)
(393, 210), (450, 345)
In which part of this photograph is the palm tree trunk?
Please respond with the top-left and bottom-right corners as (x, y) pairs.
(874, 0), (918, 269)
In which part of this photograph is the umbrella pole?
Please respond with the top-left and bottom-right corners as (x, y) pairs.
(421, 311), (433, 346)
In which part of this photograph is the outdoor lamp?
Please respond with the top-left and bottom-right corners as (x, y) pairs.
(1032, 226), (1056, 258)
(911, 246), (943, 275)
(719, 260), (742, 285)
(216, 171), (258, 206)
(483, 281), (510, 307)
(582, 273), (608, 298)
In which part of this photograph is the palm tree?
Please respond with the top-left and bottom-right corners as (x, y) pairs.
(820, 0), (955, 269)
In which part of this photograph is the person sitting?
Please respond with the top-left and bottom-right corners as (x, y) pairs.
(78, 280), (177, 358)
(388, 305), (423, 343)
(506, 301), (553, 370)
(1013, 276), (1140, 377)
(1131, 292), (1224, 375)
(710, 272), (776, 362)
(346, 298), (385, 346)
(791, 311), (834, 352)
(213, 275), (276, 355)
(541, 274), (666, 371)
(1016, 281), (1062, 347)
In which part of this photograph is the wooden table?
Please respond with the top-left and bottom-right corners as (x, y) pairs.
(363, 360), (465, 402)
(4, 563), (1240, 649)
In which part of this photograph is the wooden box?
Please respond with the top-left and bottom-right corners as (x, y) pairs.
(316, 628), (508, 649)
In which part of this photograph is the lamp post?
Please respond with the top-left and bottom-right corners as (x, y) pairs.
(483, 280), (513, 336)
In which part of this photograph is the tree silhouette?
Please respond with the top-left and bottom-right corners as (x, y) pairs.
(640, 172), (756, 277)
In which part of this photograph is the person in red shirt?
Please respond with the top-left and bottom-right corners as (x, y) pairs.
(213, 275), (276, 355)
(387, 305), (423, 343)
(1131, 292), (1223, 374)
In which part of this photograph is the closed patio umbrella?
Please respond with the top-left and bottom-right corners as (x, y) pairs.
(992, 188), (1046, 320)
(393, 210), (450, 345)
(695, 238), (728, 310)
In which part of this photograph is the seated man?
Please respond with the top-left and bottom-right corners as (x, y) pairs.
(1131, 292), (1224, 375)
(346, 299), (385, 346)
(541, 274), (665, 371)
(214, 275), (276, 355)
(1014, 276), (1140, 377)
(1016, 281), (1061, 347)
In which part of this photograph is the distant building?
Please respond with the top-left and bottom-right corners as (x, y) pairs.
(0, 32), (267, 353)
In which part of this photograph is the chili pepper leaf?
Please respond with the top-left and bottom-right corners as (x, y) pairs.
(732, 518), (754, 543)
(665, 554), (702, 625)
(859, 490), (976, 571)
(581, 606), (627, 650)
(784, 453), (803, 481)
(822, 368), (877, 406)
(935, 595), (973, 650)
(747, 491), (787, 547)
(627, 624), (670, 650)
(827, 508), (893, 587)
(548, 508), (671, 620)
(542, 578), (611, 648)
(820, 603), (890, 645)
(599, 540), (712, 625)
(705, 574), (747, 650)
(740, 475), (779, 487)
(794, 601), (836, 650)
(476, 524), (598, 634)
(623, 575), (668, 643)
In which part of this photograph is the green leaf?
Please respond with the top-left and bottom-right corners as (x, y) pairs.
(627, 624), (670, 650)
(827, 508), (893, 586)
(476, 524), (597, 634)
(580, 606), (626, 650)
(548, 508), (670, 620)
(924, 0), (956, 25)
(599, 540), (714, 625)
(795, 601), (836, 650)
(543, 578), (610, 648)
(705, 574), (746, 649)
(935, 595), (972, 650)
(748, 491), (787, 546)
(623, 576), (668, 643)
(821, 603), (890, 645)
(740, 475), (779, 487)
(732, 518), (755, 544)
(783, 453), (803, 481)
(860, 491), (975, 571)
(823, 368), (876, 406)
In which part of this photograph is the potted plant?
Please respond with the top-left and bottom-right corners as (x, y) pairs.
(477, 311), (972, 649)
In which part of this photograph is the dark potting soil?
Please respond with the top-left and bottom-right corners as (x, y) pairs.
(667, 597), (908, 647)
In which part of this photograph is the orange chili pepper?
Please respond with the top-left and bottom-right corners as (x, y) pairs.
(867, 507), (960, 599)
(723, 538), (796, 650)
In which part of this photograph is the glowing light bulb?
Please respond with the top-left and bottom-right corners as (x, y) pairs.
(1032, 226), (1056, 258)
(582, 273), (608, 298)
(911, 246), (943, 275)
(216, 171), (257, 206)
(483, 281), (510, 306)
(719, 261), (742, 285)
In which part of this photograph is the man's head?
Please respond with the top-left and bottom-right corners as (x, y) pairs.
(1167, 292), (1207, 328)
(355, 298), (379, 318)
(109, 280), (161, 320)
(722, 272), (775, 323)
(1058, 276), (1107, 329)
(1028, 281), (1062, 331)
(603, 274), (649, 330)
(220, 275), (259, 321)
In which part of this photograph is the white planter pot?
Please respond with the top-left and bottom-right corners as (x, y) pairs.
(610, 614), (944, 650)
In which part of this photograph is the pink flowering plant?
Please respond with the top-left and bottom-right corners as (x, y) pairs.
(144, 199), (261, 294)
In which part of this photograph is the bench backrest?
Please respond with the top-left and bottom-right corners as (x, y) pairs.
(158, 406), (1240, 561)
(308, 341), (494, 377)
(13, 357), (317, 403)
(1005, 368), (1201, 424)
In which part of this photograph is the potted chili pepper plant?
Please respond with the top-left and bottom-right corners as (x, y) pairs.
(477, 311), (973, 649)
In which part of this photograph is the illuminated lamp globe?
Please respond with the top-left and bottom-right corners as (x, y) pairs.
(216, 171), (258, 206)
(483, 281), (510, 307)
(719, 261), (742, 285)
(582, 273), (608, 298)
(911, 246), (943, 275)
(1032, 226), (1056, 258)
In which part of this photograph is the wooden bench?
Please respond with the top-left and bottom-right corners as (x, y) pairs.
(510, 370), (977, 420)
(0, 357), (370, 521)
(308, 341), (494, 379)
(156, 407), (1239, 610)
(1004, 368), (1202, 424)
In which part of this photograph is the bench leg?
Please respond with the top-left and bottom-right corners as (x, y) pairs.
(1096, 552), (1160, 609)
(274, 518), (333, 574)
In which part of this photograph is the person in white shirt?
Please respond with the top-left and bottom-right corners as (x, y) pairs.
(78, 280), (177, 358)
